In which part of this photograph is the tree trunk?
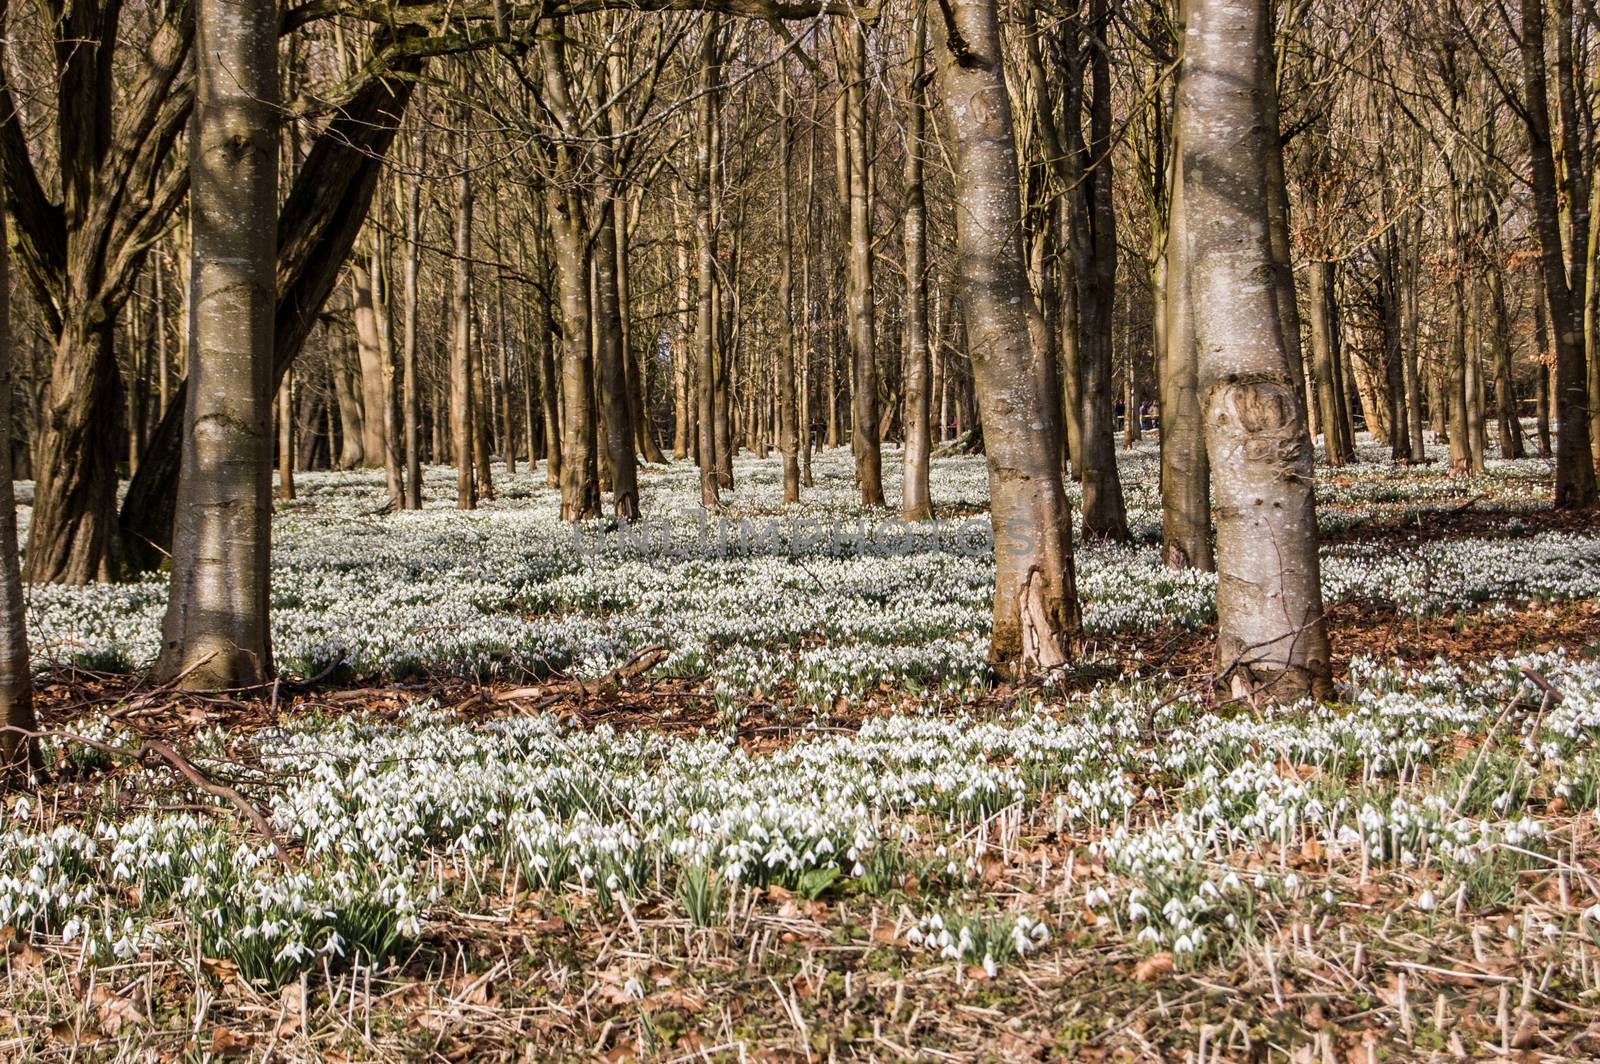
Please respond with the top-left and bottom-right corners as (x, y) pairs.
(1535, 274), (1554, 458)
(373, 241), (405, 502)
(844, 23), (885, 507)
(0, 229), (36, 771)
(155, 0), (276, 688)
(351, 265), (389, 469)
(277, 370), (295, 500)
(593, 198), (640, 520)
(695, 21), (722, 508)
(1068, 0), (1129, 541)
(1520, 0), (1596, 507)
(495, 211), (516, 477)
(1160, 80), (1213, 572)
(23, 318), (121, 583)
(932, 0), (1079, 678)
(901, 16), (932, 521)
(672, 196), (693, 461)
(402, 145), (424, 509)
(777, 70), (802, 505)
(1446, 203), (1472, 477)
(1181, 0), (1331, 702)
(450, 164), (477, 510)
(1308, 260), (1352, 465)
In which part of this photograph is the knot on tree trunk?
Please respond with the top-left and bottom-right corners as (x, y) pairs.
(1212, 372), (1308, 469)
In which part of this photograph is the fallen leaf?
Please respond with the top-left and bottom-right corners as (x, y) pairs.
(276, 982), (305, 1037)
(210, 1027), (253, 1056)
(90, 985), (145, 1035)
(1133, 953), (1174, 983)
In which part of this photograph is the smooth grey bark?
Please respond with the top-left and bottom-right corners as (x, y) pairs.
(450, 163), (476, 510)
(843, 22), (885, 507)
(593, 199), (640, 520)
(0, 233), (36, 771)
(541, 26), (600, 521)
(1535, 273), (1553, 458)
(372, 241), (405, 502)
(694, 20), (722, 508)
(401, 149), (424, 509)
(351, 265), (388, 470)
(332, 337), (365, 470)
(1446, 193), (1472, 477)
(671, 195), (693, 461)
(1308, 259), (1353, 465)
(276, 370), (294, 501)
(777, 70), (802, 505)
(1180, 0), (1331, 702)
(900, 13), (932, 522)
(155, 0), (276, 688)
(1160, 92), (1213, 572)
(932, 0), (1079, 677)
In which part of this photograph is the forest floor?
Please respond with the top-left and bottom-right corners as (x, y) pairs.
(5, 437), (1600, 1062)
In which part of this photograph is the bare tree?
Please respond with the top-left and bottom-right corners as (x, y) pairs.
(932, 0), (1080, 676)
(1179, 0), (1331, 701)
(154, 0), (276, 688)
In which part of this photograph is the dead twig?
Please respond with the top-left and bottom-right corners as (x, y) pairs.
(1, 725), (294, 869)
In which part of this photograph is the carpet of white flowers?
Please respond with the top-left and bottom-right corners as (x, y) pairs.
(3, 438), (1600, 1060)
(20, 439), (1593, 705)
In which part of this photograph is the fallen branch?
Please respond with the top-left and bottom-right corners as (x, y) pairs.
(1, 725), (294, 869)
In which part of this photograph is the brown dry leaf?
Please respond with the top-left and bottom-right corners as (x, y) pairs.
(276, 982), (305, 1037)
(454, 972), (495, 1007)
(871, 924), (904, 947)
(90, 985), (145, 1035)
(201, 956), (241, 983)
(1511, 1011), (1541, 1050)
(9, 942), (44, 973)
(210, 1027), (253, 1056)
(1299, 834), (1324, 864)
(1132, 953), (1174, 983)
(965, 963), (992, 982)
(650, 988), (707, 1011)
(48, 1020), (78, 1045)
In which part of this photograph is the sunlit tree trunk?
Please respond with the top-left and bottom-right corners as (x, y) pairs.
(1520, 0), (1595, 507)
(1308, 260), (1353, 465)
(593, 198), (640, 520)
(844, 22), (885, 507)
(777, 70), (802, 505)
(1159, 45), (1213, 572)
(901, 13), (932, 522)
(401, 146), (424, 509)
(450, 162), (477, 510)
(277, 371), (295, 501)
(0, 234), (37, 771)
(932, 0), (1079, 677)
(155, 0), (276, 688)
(1180, 0), (1330, 702)
(695, 20), (722, 508)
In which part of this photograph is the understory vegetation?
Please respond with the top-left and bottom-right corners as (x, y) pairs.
(3, 442), (1599, 1060)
